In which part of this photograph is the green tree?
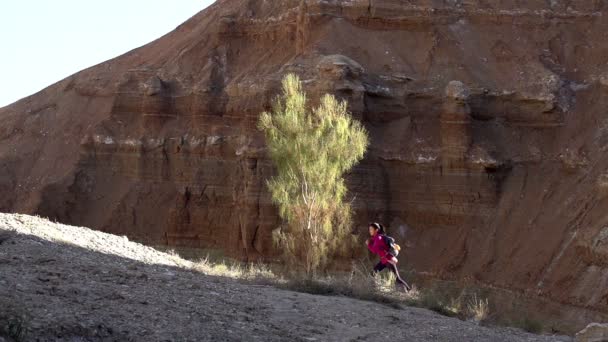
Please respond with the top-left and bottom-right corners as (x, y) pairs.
(258, 74), (369, 276)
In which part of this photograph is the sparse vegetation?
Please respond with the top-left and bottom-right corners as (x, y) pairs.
(192, 256), (276, 283)
(278, 263), (406, 308)
(410, 289), (460, 318)
(402, 286), (492, 322)
(184, 252), (493, 321)
(468, 294), (490, 323)
(163, 247), (500, 329)
(258, 73), (369, 276)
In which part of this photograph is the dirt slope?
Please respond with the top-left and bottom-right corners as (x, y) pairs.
(2, 0), (608, 331)
(0, 213), (570, 341)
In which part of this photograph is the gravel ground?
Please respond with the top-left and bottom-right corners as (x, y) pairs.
(0, 214), (572, 342)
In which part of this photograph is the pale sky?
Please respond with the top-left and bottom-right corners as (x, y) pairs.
(0, 0), (214, 107)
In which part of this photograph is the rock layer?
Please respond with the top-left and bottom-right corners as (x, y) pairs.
(2, 0), (608, 331)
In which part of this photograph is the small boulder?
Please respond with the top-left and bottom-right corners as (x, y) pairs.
(316, 54), (364, 80)
(576, 323), (608, 342)
(142, 76), (163, 96)
(445, 80), (470, 101)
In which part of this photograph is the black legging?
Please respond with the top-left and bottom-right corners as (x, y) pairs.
(373, 261), (411, 291)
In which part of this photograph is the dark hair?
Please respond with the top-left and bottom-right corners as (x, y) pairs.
(369, 222), (385, 234)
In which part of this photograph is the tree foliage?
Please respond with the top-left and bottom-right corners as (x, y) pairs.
(258, 74), (369, 275)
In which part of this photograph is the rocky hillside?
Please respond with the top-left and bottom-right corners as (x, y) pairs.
(0, 213), (572, 341)
(2, 0), (608, 331)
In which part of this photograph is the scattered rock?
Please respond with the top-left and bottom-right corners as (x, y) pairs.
(316, 54), (364, 80)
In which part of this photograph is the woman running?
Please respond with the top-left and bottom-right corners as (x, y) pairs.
(367, 222), (411, 292)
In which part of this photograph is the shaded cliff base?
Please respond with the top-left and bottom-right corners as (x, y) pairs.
(0, 213), (572, 341)
(410, 275), (608, 336)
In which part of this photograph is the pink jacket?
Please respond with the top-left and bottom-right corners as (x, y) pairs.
(367, 234), (397, 265)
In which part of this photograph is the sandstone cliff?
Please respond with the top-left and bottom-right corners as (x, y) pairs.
(2, 0), (608, 331)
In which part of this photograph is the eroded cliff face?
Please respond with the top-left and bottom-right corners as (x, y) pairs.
(2, 0), (608, 330)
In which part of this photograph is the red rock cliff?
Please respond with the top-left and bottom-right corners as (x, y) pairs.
(2, 0), (608, 329)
